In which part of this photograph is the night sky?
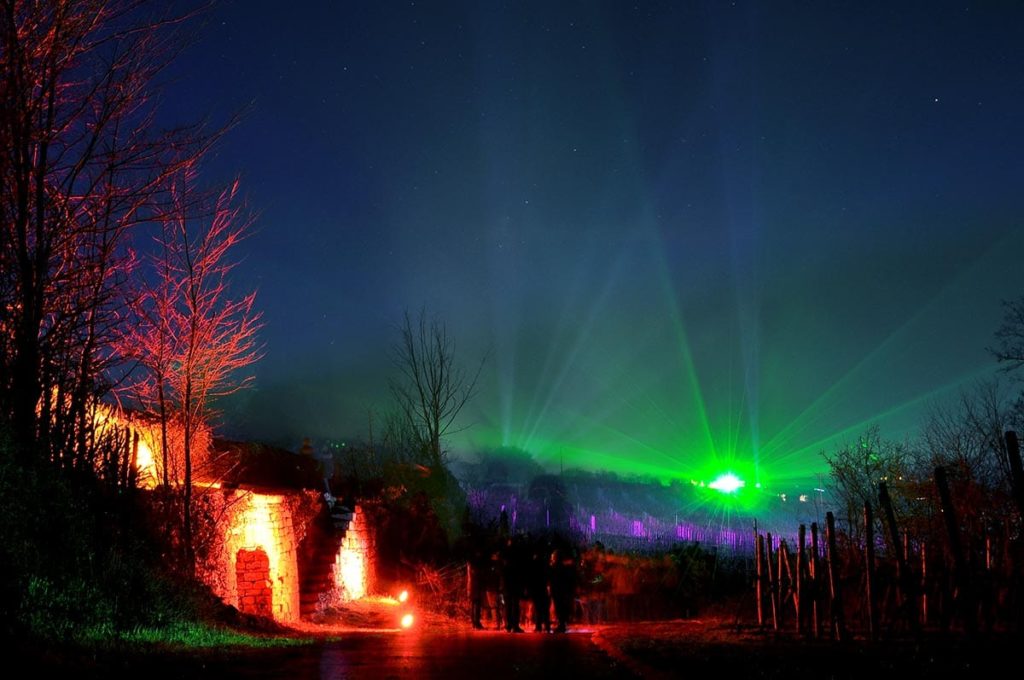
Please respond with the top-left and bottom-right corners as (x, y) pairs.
(161, 1), (1023, 487)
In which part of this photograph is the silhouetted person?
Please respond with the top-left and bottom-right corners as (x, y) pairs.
(467, 542), (487, 629)
(502, 535), (526, 632)
(488, 550), (505, 630)
(528, 540), (552, 632)
(550, 544), (577, 633)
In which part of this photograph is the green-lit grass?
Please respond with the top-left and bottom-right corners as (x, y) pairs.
(78, 621), (313, 649)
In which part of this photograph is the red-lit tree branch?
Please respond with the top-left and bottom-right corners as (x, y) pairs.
(0, 0), (210, 475)
(162, 167), (263, 560)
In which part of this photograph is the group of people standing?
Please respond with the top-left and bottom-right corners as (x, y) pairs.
(466, 529), (578, 633)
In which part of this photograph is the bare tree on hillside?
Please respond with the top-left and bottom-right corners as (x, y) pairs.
(389, 309), (483, 470)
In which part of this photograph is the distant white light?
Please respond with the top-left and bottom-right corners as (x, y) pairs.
(709, 473), (745, 494)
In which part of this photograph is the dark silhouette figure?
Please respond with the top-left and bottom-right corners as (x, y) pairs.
(502, 535), (526, 632)
(550, 544), (577, 633)
(467, 543), (488, 629)
(528, 540), (552, 632)
(487, 550), (505, 630)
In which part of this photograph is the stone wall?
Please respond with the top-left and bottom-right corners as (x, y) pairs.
(199, 489), (378, 622)
(202, 489), (319, 624)
(331, 504), (376, 601)
(235, 548), (273, 617)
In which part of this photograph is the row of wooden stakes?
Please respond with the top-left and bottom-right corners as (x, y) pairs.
(754, 432), (1024, 639)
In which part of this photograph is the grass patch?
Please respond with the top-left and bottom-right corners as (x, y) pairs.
(79, 621), (313, 649)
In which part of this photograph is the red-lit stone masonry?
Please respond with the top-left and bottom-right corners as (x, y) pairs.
(235, 548), (273, 617)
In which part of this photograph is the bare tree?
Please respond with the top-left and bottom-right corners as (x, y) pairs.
(921, 381), (1017, 492)
(918, 381), (1019, 543)
(991, 297), (1024, 374)
(120, 212), (182, 488)
(822, 426), (916, 545)
(388, 309), (483, 471)
(0, 0), (207, 472)
(164, 168), (263, 560)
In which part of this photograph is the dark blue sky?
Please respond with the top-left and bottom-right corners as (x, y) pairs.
(162, 1), (1023, 482)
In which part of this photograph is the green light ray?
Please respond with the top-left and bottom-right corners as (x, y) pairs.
(517, 252), (642, 453)
(513, 260), (603, 448)
(766, 365), (999, 478)
(553, 407), (694, 474)
(761, 234), (1015, 459)
(649, 241), (718, 457)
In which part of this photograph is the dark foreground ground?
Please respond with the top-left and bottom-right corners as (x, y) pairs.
(19, 617), (1023, 679)
(594, 619), (1023, 680)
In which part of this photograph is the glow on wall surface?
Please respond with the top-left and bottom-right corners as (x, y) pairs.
(333, 507), (370, 601)
(337, 543), (367, 600)
(226, 492), (300, 622)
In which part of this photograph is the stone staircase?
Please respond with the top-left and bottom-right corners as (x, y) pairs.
(298, 495), (355, 619)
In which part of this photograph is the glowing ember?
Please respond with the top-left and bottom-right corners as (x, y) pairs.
(708, 473), (745, 494)
(401, 613), (414, 628)
(398, 590), (409, 603)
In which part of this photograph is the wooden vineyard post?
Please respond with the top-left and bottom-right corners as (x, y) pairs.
(778, 539), (788, 627)
(879, 481), (916, 631)
(766, 532), (779, 631)
(756, 533), (765, 627)
(825, 512), (845, 641)
(935, 466), (976, 634)
(797, 524), (806, 635)
(864, 500), (878, 640)
(811, 522), (821, 638)
(920, 540), (928, 626)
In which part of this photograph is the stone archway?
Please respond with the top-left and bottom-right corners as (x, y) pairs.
(236, 548), (273, 617)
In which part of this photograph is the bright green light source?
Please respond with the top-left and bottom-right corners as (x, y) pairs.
(708, 473), (745, 494)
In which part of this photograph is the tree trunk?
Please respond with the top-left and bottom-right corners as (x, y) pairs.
(159, 379), (170, 488)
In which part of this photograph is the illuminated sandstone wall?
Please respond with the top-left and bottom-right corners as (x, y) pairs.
(213, 490), (302, 623)
(201, 490), (374, 621)
(235, 548), (273, 617)
(330, 504), (375, 601)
